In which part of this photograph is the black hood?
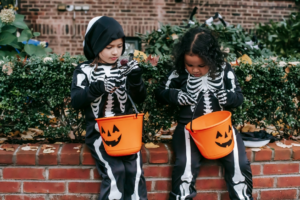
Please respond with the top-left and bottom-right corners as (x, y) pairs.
(83, 16), (125, 60)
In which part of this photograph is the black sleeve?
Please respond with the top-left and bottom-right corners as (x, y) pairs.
(154, 70), (182, 105)
(126, 78), (147, 104)
(70, 67), (106, 109)
(223, 63), (244, 108)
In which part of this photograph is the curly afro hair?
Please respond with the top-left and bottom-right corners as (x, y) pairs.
(173, 27), (226, 79)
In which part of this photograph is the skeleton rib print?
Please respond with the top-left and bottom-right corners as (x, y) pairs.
(81, 64), (128, 118)
(187, 71), (223, 113)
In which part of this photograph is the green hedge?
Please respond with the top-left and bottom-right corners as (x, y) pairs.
(139, 55), (300, 141)
(0, 54), (86, 141)
(1, 54), (300, 142)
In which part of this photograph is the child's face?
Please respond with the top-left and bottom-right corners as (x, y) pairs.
(99, 38), (123, 64)
(184, 54), (209, 77)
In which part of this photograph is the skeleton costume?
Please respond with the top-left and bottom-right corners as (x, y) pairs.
(71, 16), (147, 200)
(155, 63), (253, 200)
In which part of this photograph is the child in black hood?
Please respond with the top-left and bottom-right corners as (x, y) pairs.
(71, 16), (148, 200)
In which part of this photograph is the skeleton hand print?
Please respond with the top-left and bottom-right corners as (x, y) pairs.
(217, 90), (228, 105)
(178, 90), (197, 106)
(121, 60), (139, 76)
(104, 77), (121, 93)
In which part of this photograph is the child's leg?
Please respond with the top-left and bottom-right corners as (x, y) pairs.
(169, 123), (203, 200)
(219, 128), (253, 200)
(122, 152), (147, 200)
(87, 136), (125, 200)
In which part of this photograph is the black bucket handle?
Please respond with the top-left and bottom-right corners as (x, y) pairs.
(189, 91), (209, 133)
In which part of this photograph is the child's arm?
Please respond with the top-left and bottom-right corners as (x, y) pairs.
(155, 70), (196, 106)
(125, 61), (147, 104)
(217, 63), (244, 108)
(70, 67), (111, 109)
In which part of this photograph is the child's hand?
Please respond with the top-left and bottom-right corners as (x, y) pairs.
(178, 90), (197, 106)
(217, 90), (228, 105)
(104, 77), (120, 93)
(121, 60), (139, 76)
(127, 67), (142, 84)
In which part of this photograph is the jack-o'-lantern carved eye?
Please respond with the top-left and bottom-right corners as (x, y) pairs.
(101, 125), (122, 147)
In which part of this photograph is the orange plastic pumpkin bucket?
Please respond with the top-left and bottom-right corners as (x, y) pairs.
(185, 111), (234, 159)
(96, 113), (144, 157)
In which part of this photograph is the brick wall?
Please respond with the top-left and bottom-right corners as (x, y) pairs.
(18, 0), (299, 55)
(1, 140), (300, 200)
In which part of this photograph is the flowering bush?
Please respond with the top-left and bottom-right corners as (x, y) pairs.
(0, 8), (15, 24)
(0, 8), (51, 58)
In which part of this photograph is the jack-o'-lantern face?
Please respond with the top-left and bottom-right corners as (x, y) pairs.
(215, 125), (233, 148)
(101, 125), (122, 147)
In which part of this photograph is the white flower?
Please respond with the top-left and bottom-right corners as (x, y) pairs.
(43, 57), (53, 63)
(39, 41), (47, 48)
(0, 9), (15, 24)
(2, 62), (14, 75)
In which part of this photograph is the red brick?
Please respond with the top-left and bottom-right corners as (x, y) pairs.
(38, 144), (60, 165)
(245, 148), (252, 161)
(165, 143), (175, 164)
(146, 181), (152, 191)
(143, 166), (172, 178)
(277, 176), (300, 187)
(260, 189), (297, 200)
(49, 168), (90, 179)
(0, 182), (21, 193)
(251, 164), (261, 175)
(221, 191), (258, 200)
(3, 168), (45, 180)
(23, 182), (65, 193)
(5, 195), (45, 200)
(196, 179), (227, 190)
(147, 144), (169, 164)
(93, 168), (102, 180)
(0, 145), (19, 165)
(147, 193), (168, 200)
(253, 177), (274, 188)
(154, 180), (171, 191)
(82, 145), (96, 165)
(60, 144), (81, 165)
(263, 163), (299, 175)
(292, 145), (300, 160)
(194, 192), (218, 200)
(199, 165), (220, 177)
(268, 142), (291, 161)
(68, 182), (100, 194)
(49, 195), (92, 200)
(141, 145), (148, 164)
(254, 148), (272, 161)
(16, 144), (38, 165)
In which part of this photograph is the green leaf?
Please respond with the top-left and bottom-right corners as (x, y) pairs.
(0, 32), (17, 45)
(44, 47), (52, 53)
(18, 29), (32, 42)
(0, 50), (6, 58)
(33, 32), (40, 37)
(12, 20), (28, 29)
(9, 38), (22, 49)
(24, 44), (48, 56)
(1, 25), (17, 34)
(15, 14), (25, 22)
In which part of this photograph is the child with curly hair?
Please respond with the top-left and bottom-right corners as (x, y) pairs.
(155, 27), (253, 200)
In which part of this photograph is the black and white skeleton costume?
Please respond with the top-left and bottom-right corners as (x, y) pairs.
(155, 63), (253, 200)
(71, 16), (147, 200)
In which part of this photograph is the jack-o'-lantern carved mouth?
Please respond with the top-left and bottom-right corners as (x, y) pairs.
(215, 125), (233, 148)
